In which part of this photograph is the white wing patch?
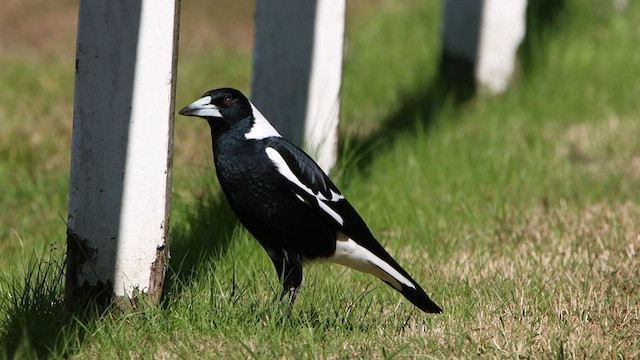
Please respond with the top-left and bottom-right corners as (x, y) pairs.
(244, 103), (282, 140)
(265, 146), (345, 225)
(329, 232), (416, 291)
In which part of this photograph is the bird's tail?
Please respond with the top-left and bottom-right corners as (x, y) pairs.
(331, 233), (442, 313)
(382, 273), (442, 313)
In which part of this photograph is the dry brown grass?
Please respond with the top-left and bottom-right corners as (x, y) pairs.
(0, 0), (78, 55)
(402, 116), (640, 357)
(555, 116), (640, 184)
(397, 200), (640, 357)
(0, 0), (256, 56)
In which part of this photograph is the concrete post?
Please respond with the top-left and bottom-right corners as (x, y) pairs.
(251, 0), (345, 172)
(66, 0), (180, 306)
(443, 0), (527, 94)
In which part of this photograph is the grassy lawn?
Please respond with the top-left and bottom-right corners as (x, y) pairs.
(1, 0), (639, 358)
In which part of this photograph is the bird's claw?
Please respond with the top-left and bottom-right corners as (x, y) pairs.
(279, 286), (299, 318)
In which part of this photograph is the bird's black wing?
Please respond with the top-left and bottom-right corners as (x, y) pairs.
(261, 137), (369, 234)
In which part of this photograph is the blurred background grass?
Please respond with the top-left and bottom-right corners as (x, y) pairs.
(1, 0), (639, 358)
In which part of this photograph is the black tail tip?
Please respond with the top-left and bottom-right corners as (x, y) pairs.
(421, 300), (443, 314)
(399, 285), (442, 313)
(379, 275), (442, 313)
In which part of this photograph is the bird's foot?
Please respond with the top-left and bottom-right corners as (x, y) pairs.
(279, 286), (299, 319)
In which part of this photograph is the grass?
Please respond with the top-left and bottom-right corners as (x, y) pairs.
(1, 0), (639, 358)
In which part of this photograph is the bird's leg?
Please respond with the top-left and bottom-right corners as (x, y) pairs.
(269, 251), (303, 317)
(284, 286), (299, 319)
(278, 285), (289, 301)
(278, 285), (299, 318)
(280, 261), (302, 318)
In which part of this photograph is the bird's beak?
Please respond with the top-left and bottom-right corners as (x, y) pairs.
(178, 95), (222, 118)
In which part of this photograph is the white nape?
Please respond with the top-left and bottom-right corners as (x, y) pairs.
(244, 103), (282, 140)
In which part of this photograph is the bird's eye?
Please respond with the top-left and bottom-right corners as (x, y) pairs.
(224, 95), (234, 107)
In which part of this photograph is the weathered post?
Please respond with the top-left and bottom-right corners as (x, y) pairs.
(66, 0), (180, 306)
(442, 0), (527, 93)
(252, 0), (346, 172)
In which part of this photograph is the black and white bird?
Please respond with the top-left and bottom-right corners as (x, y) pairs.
(178, 88), (442, 316)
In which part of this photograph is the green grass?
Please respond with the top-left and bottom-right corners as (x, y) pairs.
(1, 0), (640, 358)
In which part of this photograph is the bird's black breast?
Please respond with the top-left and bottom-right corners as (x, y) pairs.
(211, 130), (336, 259)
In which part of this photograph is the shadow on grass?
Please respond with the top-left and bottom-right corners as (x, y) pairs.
(164, 186), (239, 301)
(520, 0), (566, 77)
(344, 52), (476, 174)
(0, 246), (104, 358)
(344, 1), (567, 173)
(0, 189), (239, 357)
(0, 187), (239, 357)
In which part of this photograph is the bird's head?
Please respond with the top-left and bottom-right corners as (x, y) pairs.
(178, 88), (252, 124)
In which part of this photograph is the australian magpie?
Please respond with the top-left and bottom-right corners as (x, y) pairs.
(178, 88), (442, 316)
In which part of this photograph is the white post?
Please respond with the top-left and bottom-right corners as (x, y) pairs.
(442, 0), (527, 94)
(67, 0), (179, 305)
(252, 0), (345, 172)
